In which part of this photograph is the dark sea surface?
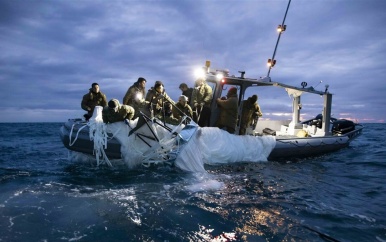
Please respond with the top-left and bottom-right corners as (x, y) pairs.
(0, 122), (385, 242)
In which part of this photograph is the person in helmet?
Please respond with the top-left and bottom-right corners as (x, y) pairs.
(102, 99), (135, 124)
(174, 95), (193, 118)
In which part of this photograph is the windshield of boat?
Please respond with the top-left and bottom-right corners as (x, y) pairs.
(243, 85), (327, 122)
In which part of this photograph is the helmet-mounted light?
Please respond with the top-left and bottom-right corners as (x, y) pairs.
(135, 92), (143, 102)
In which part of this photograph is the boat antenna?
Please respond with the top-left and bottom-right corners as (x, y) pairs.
(314, 80), (323, 88)
(267, 0), (292, 79)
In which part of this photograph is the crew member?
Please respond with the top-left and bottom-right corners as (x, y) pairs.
(215, 87), (238, 134)
(191, 78), (212, 127)
(81, 83), (107, 120)
(122, 77), (147, 120)
(102, 99), (135, 124)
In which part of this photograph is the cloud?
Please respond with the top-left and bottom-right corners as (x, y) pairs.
(0, 0), (385, 123)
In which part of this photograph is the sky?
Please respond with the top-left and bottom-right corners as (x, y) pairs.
(1, 0), (385, 123)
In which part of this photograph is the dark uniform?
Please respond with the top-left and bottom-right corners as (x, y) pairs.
(122, 77), (147, 120)
(240, 98), (254, 135)
(173, 102), (193, 120)
(216, 87), (238, 134)
(251, 102), (263, 130)
(102, 99), (135, 124)
(192, 78), (212, 127)
(81, 87), (107, 119)
(179, 83), (194, 106)
(239, 95), (262, 135)
(145, 82), (175, 116)
(129, 81), (175, 136)
(157, 103), (180, 125)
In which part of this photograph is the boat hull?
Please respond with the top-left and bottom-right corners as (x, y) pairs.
(269, 126), (362, 159)
(60, 119), (363, 161)
(59, 119), (122, 159)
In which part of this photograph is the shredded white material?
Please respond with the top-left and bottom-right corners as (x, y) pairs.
(175, 127), (276, 172)
(86, 107), (185, 168)
(71, 107), (276, 171)
(88, 106), (112, 167)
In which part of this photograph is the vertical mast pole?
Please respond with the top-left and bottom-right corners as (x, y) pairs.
(267, 0), (292, 78)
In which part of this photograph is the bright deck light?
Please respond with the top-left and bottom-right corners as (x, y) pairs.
(216, 73), (224, 80)
(267, 59), (276, 67)
(277, 24), (286, 33)
(194, 68), (206, 79)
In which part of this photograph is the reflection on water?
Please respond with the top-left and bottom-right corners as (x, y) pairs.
(0, 123), (385, 241)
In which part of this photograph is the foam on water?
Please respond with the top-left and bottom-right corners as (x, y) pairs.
(185, 179), (224, 192)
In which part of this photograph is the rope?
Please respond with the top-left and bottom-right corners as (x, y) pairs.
(67, 118), (112, 167)
(69, 123), (88, 146)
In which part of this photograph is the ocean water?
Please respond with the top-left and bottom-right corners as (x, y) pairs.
(0, 122), (385, 242)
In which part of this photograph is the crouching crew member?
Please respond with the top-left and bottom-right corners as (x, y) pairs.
(157, 102), (180, 125)
(173, 95), (193, 121)
(102, 99), (135, 124)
